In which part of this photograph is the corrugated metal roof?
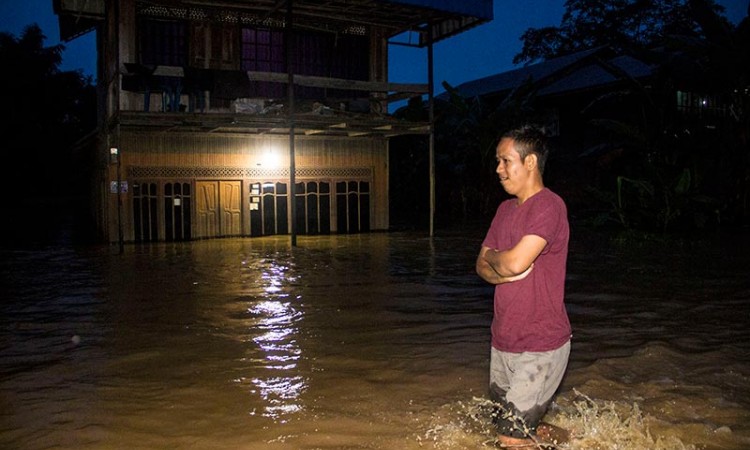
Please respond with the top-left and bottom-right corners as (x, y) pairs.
(440, 47), (655, 100)
(538, 54), (654, 96)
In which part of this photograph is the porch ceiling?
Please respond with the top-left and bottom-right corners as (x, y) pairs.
(118, 111), (430, 137)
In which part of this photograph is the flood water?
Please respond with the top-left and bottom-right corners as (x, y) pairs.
(1, 216), (749, 449)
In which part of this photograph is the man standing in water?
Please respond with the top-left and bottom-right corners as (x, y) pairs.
(475, 125), (571, 447)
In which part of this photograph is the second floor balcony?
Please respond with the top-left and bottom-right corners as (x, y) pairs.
(119, 61), (431, 138)
(116, 11), (434, 137)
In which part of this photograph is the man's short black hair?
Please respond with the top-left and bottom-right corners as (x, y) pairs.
(501, 125), (550, 175)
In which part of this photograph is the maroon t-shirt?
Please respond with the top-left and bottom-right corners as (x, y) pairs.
(482, 188), (571, 352)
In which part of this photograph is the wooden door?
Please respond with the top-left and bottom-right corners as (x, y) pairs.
(195, 181), (219, 239)
(196, 181), (242, 238)
(220, 181), (242, 236)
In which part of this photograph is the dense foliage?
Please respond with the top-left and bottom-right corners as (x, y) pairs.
(514, 0), (730, 65)
(0, 24), (96, 203)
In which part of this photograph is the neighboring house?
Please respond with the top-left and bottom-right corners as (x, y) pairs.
(432, 46), (658, 211)
(438, 46), (655, 145)
(53, 0), (492, 244)
(438, 45), (733, 156)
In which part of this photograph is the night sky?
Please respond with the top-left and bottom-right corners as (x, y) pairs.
(0, 0), (746, 94)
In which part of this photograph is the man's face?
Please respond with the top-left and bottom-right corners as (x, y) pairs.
(495, 138), (529, 197)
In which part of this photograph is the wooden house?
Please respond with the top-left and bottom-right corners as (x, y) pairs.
(53, 0), (493, 244)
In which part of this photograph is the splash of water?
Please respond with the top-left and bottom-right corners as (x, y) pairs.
(418, 390), (697, 449)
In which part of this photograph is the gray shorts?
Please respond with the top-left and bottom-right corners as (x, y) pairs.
(489, 341), (570, 438)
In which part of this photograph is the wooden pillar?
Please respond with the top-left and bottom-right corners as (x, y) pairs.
(115, 123), (123, 254)
(286, 0), (297, 246)
(112, 0), (124, 253)
(427, 32), (435, 237)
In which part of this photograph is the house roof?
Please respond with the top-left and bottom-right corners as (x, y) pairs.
(382, 0), (492, 44)
(53, 0), (492, 45)
(438, 47), (655, 101)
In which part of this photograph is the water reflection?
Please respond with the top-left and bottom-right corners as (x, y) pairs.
(240, 256), (306, 421)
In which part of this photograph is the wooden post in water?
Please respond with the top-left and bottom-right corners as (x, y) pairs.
(286, 0), (297, 246)
(115, 122), (124, 254)
(427, 32), (435, 237)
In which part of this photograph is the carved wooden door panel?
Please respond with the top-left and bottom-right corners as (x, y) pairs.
(220, 181), (242, 237)
(195, 181), (219, 239)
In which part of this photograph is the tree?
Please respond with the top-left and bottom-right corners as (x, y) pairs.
(0, 24), (96, 203)
(514, 0), (729, 65)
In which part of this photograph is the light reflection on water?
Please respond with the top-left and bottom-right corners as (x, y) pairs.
(244, 258), (306, 420)
(1, 225), (749, 449)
